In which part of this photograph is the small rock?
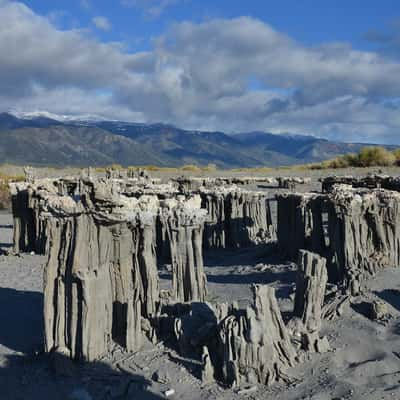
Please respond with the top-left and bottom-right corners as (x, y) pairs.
(237, 385), (258, 395)
(152, 370), (170, 384)
(315, 336), (330, 353)
(369, 300), (389, 321)
(164, 388), (175, 397)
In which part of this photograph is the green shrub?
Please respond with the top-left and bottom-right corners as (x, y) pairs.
(356, 146), (395, 167)
(392, 149), (400, 165)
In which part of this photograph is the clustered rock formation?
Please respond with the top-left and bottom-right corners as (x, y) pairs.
(201, 186), (275, 248)
(11, 169), (400, 389)
(277, 185), (400, 294)
(277, 176), (311, 190)
(11, 176), (207, 361)
(212, 285), (297, 387)
(320, 174), (400, 193)
(173, 176), (278, 192)
(10, 179), (275, 255)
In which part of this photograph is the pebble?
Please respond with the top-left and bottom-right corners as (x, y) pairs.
(237, 386), (258, 395)
(164, 388), (175, 397)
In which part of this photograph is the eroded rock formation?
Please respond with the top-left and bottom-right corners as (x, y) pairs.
(321, 174), (400, 193)
(277, 187), (400, 294)
(42, 195), (160, 361)
(201, 187), (275, 248)
(14, 170), (399, 391)
(294, 250), (328, 333)
(212, 285), (297, 387)
(277, 177), (311, 190)
(11, 176), (209, 361)
(161, 198), (207, 302)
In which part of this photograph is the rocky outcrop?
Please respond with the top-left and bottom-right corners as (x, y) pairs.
(172, 176), (279, 193)
(9, 176), (177, 255)
(9, 177), (80, 254)
(320, 174), (400, 193)
(294, 250), (328, 333)
(12, 176), (208, 361)
(43, 198), (160, 361)
(156, 285), (298, 387)
(277, 187), (400, 294)
(201, 187), (275, 249)
(211, 285), (296, 387)
(161, 199), (208, 302)
(327, 188), (400, 294)
(277, 177), (311, 190)
(276, 193), (326, 260)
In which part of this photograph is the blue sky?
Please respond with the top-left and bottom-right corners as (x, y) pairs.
(22, 0), (400, 51)
(1, 0), (400, 143)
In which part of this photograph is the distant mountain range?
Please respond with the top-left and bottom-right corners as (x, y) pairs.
(0, 112), (395, 168)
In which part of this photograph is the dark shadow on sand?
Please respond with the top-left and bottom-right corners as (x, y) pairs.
(0, 287), (43, 353)
(205, 269), (295, 286)
(375, 289), (400, 312)
(351, 301), (372, 319)
(0, 352), (163, 400)
(0, 287), (163, 400)
(203, 242), (282, 268)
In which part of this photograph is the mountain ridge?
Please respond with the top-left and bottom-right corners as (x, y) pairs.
(0, 112), (395, 168)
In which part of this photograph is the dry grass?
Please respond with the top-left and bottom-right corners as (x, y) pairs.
(0, 173), (24, 210)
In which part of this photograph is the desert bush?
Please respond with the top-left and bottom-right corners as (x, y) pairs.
(305, 147), (398, 170)
(181, 164), (201, 172)
(201, 163), (217, 172)
(356, 146), (395, 167)
(0, 182), (10, 210)
(94, 166), (106, 173)
(392, 149), (400, 165)
(0, 174), (24, 210)
(109, 163), (123, 170)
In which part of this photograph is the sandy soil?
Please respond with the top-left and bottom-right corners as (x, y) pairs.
(1, 170), (400, 399)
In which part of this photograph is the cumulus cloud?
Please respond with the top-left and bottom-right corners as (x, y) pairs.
(0, 1), (400, 143)
(92, 16), (111, 31)
(120, 0), (179, 19)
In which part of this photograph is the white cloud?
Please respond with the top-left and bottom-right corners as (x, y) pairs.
(0, 2), (400, 143)
(120, 0), (179, 19)
(92, 16), (111, 31)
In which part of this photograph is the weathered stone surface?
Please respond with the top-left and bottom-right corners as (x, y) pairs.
(276, 193), (325, 260)
(201, 187), (275, 249)
(294, 250), (328, 333)
(162, 201), (207, 303)
(12, 176), (209, 361)
(368, 299), (390, 321)
(277, 187), (400, 294)
(277, 177), (311, 190)
(43, 210), (158, 361)
(212, 285), (296, 387)
(288, 250), (330, 354)
(320, 174), (400, 193)
(172, 176), (278, 193)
